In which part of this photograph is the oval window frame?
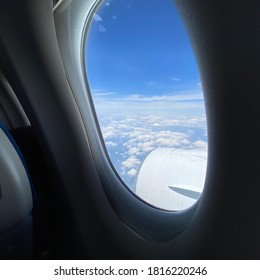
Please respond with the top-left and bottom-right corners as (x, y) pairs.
(54, 0), (207, 242)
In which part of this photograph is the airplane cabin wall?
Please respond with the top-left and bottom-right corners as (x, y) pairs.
(0, 0), (259, 258)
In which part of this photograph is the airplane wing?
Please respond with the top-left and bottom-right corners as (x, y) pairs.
(168, 185), (201, 200)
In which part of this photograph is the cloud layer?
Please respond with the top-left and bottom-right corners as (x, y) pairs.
(98, 113), (207, 191)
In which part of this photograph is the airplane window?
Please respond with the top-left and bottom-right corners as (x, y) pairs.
(85, 0), (207, 211)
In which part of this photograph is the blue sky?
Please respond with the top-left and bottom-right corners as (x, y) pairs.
(85, 0), (201, 96)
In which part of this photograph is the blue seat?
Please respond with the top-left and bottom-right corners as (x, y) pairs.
(0, 123), (34, 259)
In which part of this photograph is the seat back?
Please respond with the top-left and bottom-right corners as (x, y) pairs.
(0, 123), (33, 259)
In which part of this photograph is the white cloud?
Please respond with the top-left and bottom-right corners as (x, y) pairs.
(112, 15), (117, 20)
(105, 141), (117, 147)
(126, 93), (203, 103)
(128, 147), (141, 156)
(93, 14), (103, 22)
(121, 156), (141, 169)
(154, 132), (190, 147)
(93, 92), (118, 97)
(170, 77), (181, 82)
(137, 141), (155, 152)
(98, 25), (107, 32)
(192, 140), (208, 149)
(127, 169), (138, 177)
(102, 126), (116, 139)
(93, 92), (205, 115)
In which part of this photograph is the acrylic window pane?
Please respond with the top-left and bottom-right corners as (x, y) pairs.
(85, 0), (207, 211)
